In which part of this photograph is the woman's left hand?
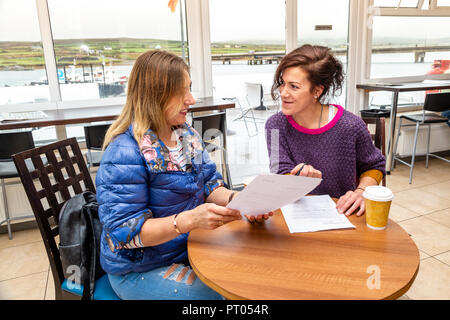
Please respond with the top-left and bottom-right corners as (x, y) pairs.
(336, 190), (365, 216)
(230, 189), (274, 223)
(244, 211), (274, 223)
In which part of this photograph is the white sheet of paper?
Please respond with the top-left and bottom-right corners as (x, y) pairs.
(281, 195), (355, 233)
(226, 173), (322, 216)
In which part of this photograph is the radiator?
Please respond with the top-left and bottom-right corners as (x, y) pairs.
(394, 123), (450, 157)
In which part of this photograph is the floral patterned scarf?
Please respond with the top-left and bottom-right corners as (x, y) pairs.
(139, 123), (203, 172)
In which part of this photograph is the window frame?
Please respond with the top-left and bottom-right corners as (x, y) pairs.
(0, 0), (189, 113)
(3, 0), (449, 118)
(376, 0), (450, 15)
(366, 0), (450, 83)
(0, 0), (315, 113)
(347, 0), (450, 114)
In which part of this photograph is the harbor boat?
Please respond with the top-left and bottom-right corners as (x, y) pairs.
(427, 60), (450, 75)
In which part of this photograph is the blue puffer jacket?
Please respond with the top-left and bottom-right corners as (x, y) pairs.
(95, 123), (225, 275)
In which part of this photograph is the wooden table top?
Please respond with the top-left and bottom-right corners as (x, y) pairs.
(188, 208), (420, 300)
(0, 96), (235, 130)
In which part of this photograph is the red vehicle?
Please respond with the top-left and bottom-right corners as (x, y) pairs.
(427, 60), (450, 75)
(426, 60), (450, 94)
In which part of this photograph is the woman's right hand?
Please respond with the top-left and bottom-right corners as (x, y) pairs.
(290, 163), (322, 178)
(188, 203), (242, 230)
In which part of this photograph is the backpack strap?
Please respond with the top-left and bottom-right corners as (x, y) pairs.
(81, 203), (97, 300)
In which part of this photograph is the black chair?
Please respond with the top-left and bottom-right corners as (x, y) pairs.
(0, 131), (37, 240)
(392, 92), (450, 184)
(361, 117), (387, 187)
(191, 112), (234, 188)
(83, 124), (110, 171)
(12, 137), (119, 300)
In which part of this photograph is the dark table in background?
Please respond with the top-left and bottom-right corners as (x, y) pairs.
(0, 96), (235, 130)
(356, 81), (450, 172)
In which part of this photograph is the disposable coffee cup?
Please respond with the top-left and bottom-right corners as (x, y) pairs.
(363, 186), (394, 230)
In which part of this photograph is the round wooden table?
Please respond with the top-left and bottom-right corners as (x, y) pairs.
(188, 209), (419, 300)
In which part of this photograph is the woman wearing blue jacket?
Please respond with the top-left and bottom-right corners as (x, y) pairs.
(96, 50), (244, 300)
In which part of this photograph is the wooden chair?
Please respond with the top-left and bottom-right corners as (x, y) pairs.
(12, 137), (119, 300)
(361, 117), (387, 187)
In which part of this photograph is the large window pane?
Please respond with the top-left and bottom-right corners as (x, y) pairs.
(209, 0), (285, 185)
(0, 0), (50, 105)
(297, 0), (350, 107)
(371, 16), (450, 79)
(209, 0), (285, 99)
(374, 0), (419, 7)
(374, 0), (420, 7)
(437, 0), (450, 6)
(369, 16), (450, 107)
(48, 0), (187, 102)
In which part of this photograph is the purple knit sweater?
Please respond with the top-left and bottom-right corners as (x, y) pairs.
(265, 105), (386, 198)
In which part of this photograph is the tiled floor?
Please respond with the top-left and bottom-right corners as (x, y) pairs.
(0, 107), (449, 300)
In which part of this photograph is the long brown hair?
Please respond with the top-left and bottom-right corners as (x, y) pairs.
(272, 44), (344, 102)
(102, 50), (189, 149)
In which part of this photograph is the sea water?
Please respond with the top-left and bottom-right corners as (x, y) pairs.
(1, 51), (448, 104)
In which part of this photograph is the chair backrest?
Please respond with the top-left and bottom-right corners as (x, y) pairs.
(244, 82), (263, 107)
(84, 124), (111, 151)
(424, 92), (450, 113)
(0, 131), (35, 160)
(361, 117), (386, 187)
(12, 137), (95, 299)
(191, 112), (231, 186)
(191, 112), (227, 147)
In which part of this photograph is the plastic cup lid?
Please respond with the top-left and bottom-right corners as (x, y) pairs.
(363, 186), (394, 202)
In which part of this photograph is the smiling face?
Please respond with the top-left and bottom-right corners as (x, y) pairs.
(164, 72), (196, 127)
(279, 66), (322, 117)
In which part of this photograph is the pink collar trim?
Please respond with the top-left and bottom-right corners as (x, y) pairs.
(286, 104), (344, 135)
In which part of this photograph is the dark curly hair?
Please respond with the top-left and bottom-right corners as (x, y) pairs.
(271, 44), (344, 103)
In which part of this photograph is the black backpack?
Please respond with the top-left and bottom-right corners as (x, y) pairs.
(58, 191), (105, 300)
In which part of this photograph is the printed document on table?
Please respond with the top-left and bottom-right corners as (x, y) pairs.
(226, 173), (322, 216)
(281, 195), (355, 233)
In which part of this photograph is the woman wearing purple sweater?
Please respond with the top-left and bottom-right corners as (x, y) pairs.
(265, 45), (386, 217)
